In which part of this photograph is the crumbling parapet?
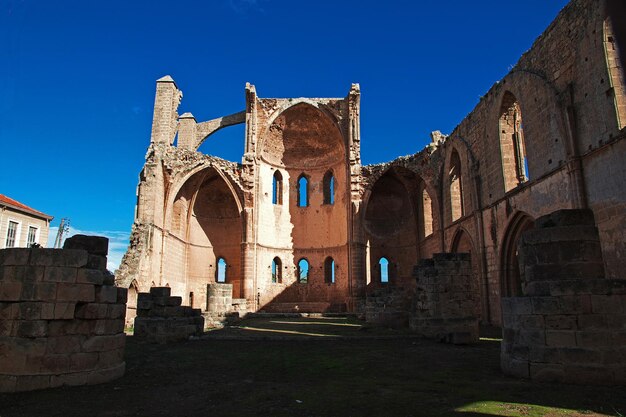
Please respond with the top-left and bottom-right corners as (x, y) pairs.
(410, 253), (479, 344)
(134, 287), (204, 343)
(501, 209), (626, 385)
(0, 235), (127, 392)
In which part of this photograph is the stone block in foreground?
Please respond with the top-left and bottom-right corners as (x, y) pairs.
(0, 237), (126, 392)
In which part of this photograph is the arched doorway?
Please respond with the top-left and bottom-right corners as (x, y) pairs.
(126, 280), (139, 328)
(451, 228), (481, 320)
(500, 213), (535, 298)
(364, 168), (418, 288)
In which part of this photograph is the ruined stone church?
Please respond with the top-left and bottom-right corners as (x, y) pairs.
(117, 0), (625, 336)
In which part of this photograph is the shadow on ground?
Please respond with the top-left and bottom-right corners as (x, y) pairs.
(0, 317), (623, 417)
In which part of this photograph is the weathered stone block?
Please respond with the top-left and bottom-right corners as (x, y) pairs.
(47, 336), (83, 354)
(0, 249), (31, 266)
(0, 302), (18, 320)
(545, 330), (576, 347)
(63, 235), (109, 256)
(150, 286), (171, 298)
(86, 255), (107, 271)
(56, 283), (95, 302)
(95, 285), (118, 303)
(76, 269), (104, 285)
(0, 282), (23, 301)
(16, 320), (47, 338)
(44, 266), (78, 283)
(70, 352), (99, 371)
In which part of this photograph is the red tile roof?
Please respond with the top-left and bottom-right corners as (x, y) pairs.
(0, 194), (53, 220)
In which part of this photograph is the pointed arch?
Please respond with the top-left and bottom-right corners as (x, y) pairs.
(324, 257), (335, 284)
(297, 258), (309, 284)
(499, 91), (529, 192)
(604, 14), (626, 129)
(323, 170), (335, 205)
(297, 174), (309, 207)
(378, 257), (389, 283)
(449, 149), (464, 222)
(216, 257), (227, 283)
(271, 257), (282, 283)
(500, 212), (535, 297)
(273, 170), (283, 205)
(259, 102), (345, 169)
(420, 186), (434, 238)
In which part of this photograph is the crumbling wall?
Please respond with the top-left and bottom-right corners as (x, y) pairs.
(501, 209), (626, 385)
(134, 287), (204, 343)
(410, 253), (479, 344)
(365, 285), (413, 328)
(0, 235), (127, 392)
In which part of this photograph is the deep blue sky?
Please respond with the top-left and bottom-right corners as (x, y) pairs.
(0, 0), (568, 267)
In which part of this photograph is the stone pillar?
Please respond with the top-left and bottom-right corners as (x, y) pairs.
(134, 287), (204, 343)
(410, 253), (479, 344)
(150, 75), (182, 146)
(177, 112), (197, 150)
(501, 209), (626, 385)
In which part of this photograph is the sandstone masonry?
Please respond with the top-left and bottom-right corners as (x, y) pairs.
(0, 235), (127, 392)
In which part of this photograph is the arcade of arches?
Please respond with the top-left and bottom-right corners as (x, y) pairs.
(117, 0), (626, 331)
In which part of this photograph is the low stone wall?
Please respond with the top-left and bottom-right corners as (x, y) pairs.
(410, 253), (479, 344)
(501, 209), (626, 385)
(365, 286), (412, 328)
(134, 287), (204, 343)
(0, 235), (127, 392)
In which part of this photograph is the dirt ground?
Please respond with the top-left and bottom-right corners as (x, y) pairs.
(0, 317), (624, 417)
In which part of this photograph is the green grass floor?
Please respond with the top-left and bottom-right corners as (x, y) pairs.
(1, 317), (624, 417)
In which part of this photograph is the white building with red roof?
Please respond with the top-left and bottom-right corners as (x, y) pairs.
(0, 194), (53, 249)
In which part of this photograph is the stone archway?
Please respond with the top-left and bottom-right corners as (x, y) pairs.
(451, 228), (481, 320)
(500, 213), (535, 297)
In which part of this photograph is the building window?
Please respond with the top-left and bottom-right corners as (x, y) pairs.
(379, 257), (389, 283)
(272, 257), (282, 283)
(499, 92), (529, 192)
(297, 174), (309, 207)
(421, 188), (433, 238)
(297, 258), (309, 283)
(273, 170), (283, 205)
(449, 150), (464, 222)
(324, 257), (335, 284)
(27, 226), (38, 247)
(323, 171), (335, 205)
(5, 221), (19, 248)
(216, 257), (227, 283)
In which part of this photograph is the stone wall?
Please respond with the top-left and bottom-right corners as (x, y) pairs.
(134, 287), (204, 343)
(501, 209), (626, 385)
(365, 286), (412, 328)
(0, 235), (127, 392)
(410, 253), (479, 344)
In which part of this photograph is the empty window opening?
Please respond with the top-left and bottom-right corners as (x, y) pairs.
(421, 188), (433, 237)
(273, 170), (283, 205)
(297, 174), (309, 207)
(5, 221), (18, 248)
(324, 257), (335, 284)
(604, 16), (626, 129)
(323, 171), (335, 205)
(449, 150), (464, 222)
(271, 257), (282, 283)
(298, 258), (309, 283)
(379, 257), (389, 283)
(216, 257), (227, 283)
(499, 92), (529, 192)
